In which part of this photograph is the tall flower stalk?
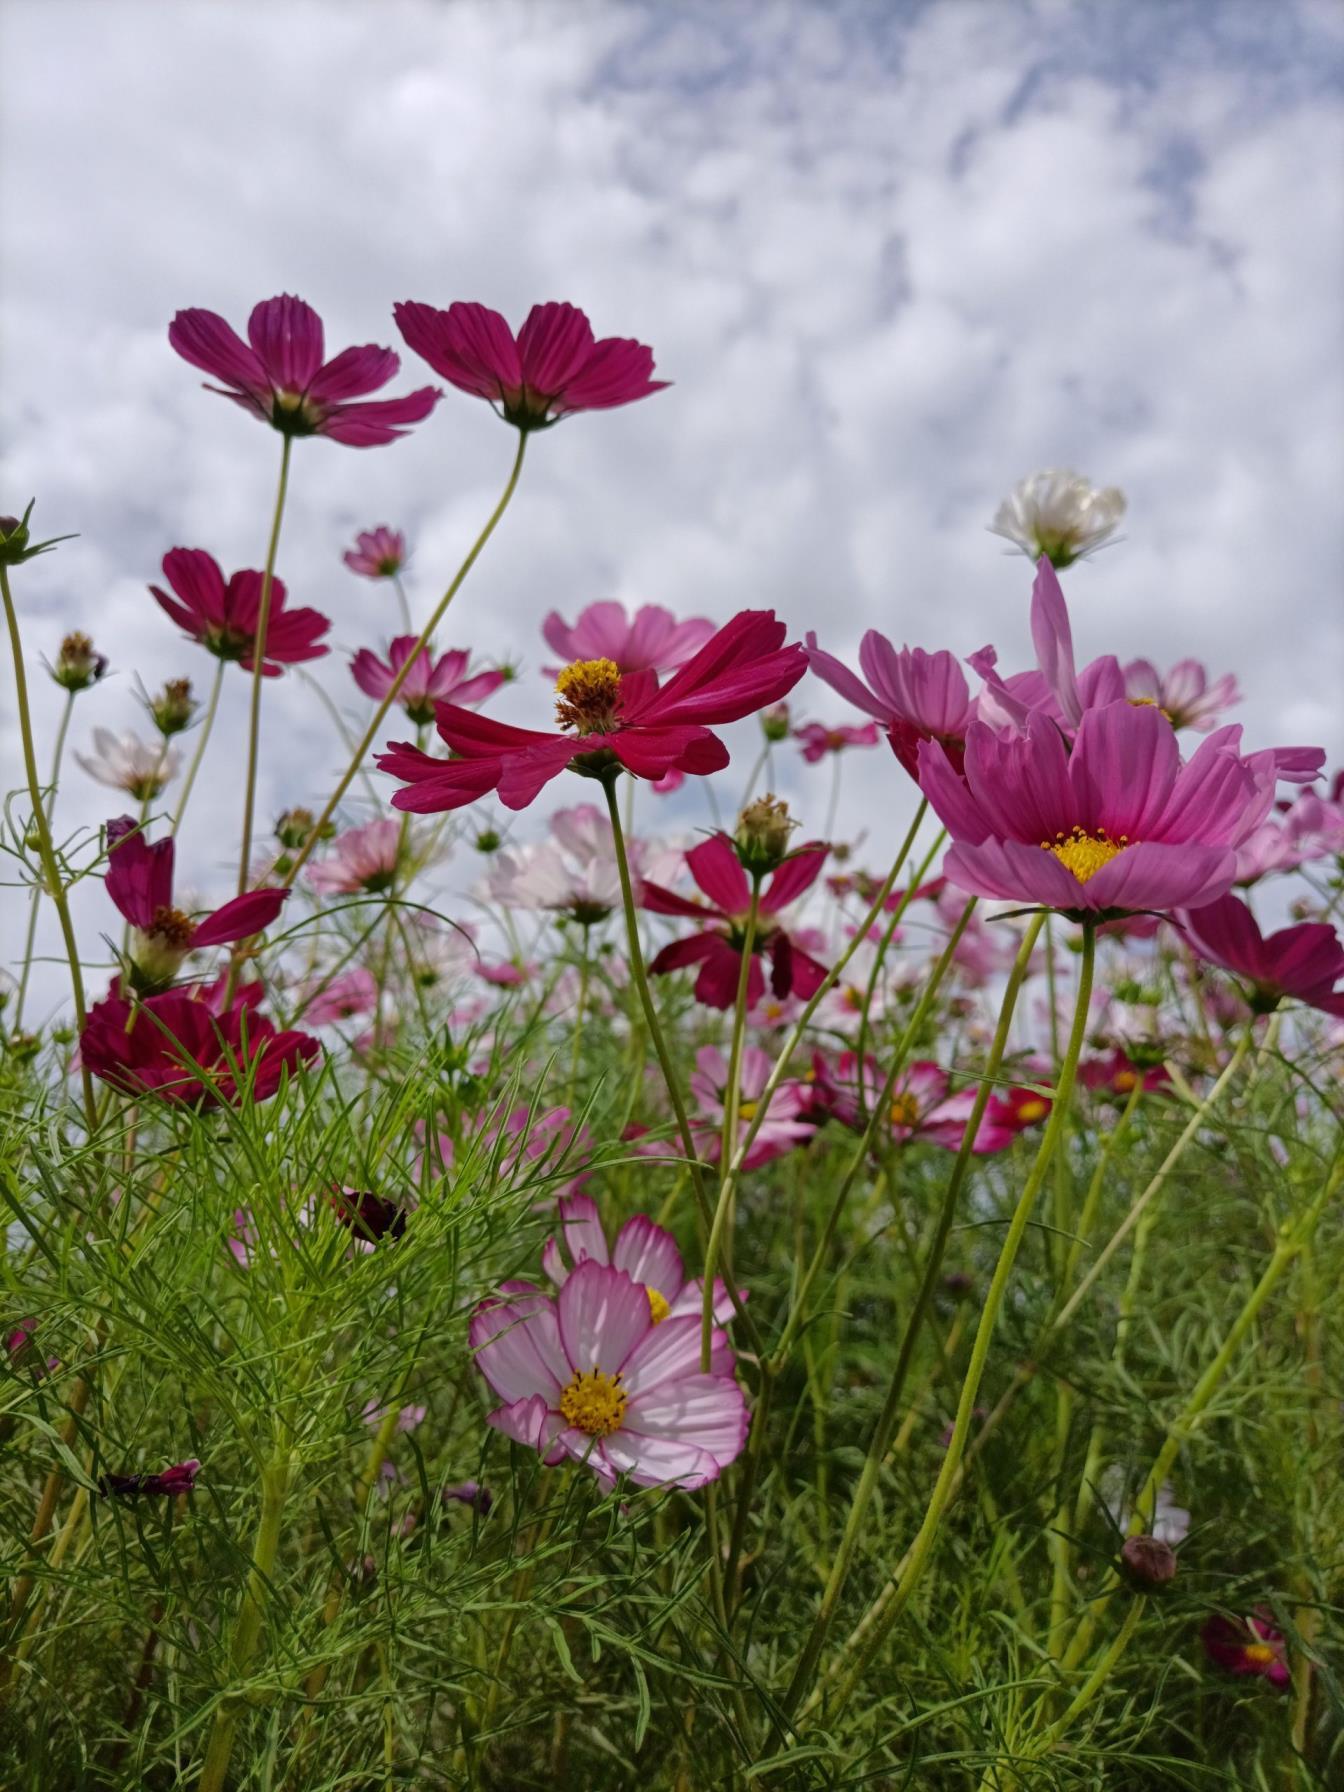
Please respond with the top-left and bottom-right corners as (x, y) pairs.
(12, 686), (74, 1032)
(236, 436), (293, 893)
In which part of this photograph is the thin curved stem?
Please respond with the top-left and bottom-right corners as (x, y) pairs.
(171, 657), (225, 834)
(702, 875), (761, 1371)
(236, 434), (293, 894)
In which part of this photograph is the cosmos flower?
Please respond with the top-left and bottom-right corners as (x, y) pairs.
(150, 548), (330, 675)
(689, 1044), (813, 1168)
(48, 631), (108, 693)
(169, 294), (440, 446)
(471, 1260), (748, 1490)
(75, 729), (181, 801)
(1124, 658), (1240, 732)
(98, 1459), (200, 1500)
(300, 967), (380, 1026)
(918, 701), (1268, 918)
(104, 816), (287, 991)
(1179, 894), (1344, 1017)
(1200, 1609), (1291, 1689)
(328, 1187), (409, 1245)
(794, 720), (881, 763)
(394, 300), (667, 430)
(350, 637), (504, 726)
(813, 1053), (1047, 1153)
(643, 833), (829, 1009)
(541, 601), (716, 677)
(306, 819), (405, 896)
(1077, 1050), (1171, 1098)
(988, 469), (1126, 568)
(80, 981), (318, 1107)
(379, 610), (807, 813)
(805, 633), (979, 777)
(487, 803), (630, 924)
(344, 526), (407, 578)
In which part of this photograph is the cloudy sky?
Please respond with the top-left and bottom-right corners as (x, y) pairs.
(3, 0), (1343, 1015)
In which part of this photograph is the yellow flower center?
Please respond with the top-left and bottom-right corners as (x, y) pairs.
(1242, 1642), (1277, 1666)
(1113, 1069), (1137, 1092)
(889, 1092), (921, 1128)
(149, 905), (197, 949)
(554, 657), (622, 734)
(1041, 826), (1128, 885)
(559, 1366), (628, 1437)
(1016, 1097), (1049, 1122)
(646, 1287), (671, 1324)
(737, 1099), (757, 1121)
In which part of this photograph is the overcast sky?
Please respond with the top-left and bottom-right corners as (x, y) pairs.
(3, 0), (1343, 1017)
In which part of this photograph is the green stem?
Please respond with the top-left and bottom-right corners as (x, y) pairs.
(284, 432), (527, 887)
(0, 565), (96, 1128)
(13, 688), (73, 1032)
(171, 657), (225, 834)
(236, 434), (293, 895)
(853, 829), (945, 1108)
(391, 570), (413, 637)
(702, 874), (761, 1372)
(567, 928), (592, 1108)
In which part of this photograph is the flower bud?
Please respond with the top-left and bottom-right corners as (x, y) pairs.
(734, 795), (796, 875)
(147, 677), (198, 736)
(0, 501), (76, 565)
(474, 828), (502, 854)
(50, 631), (108, 693)
(759, 702), (791, 743)
(275, 807), (329, 851)
(1119, 1534), (1178, 1592)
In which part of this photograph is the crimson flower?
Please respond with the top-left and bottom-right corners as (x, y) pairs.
(80, 982), (319, 1108)
(98, 1459), (200, 1500)
(1180, 894), (1344, 1017)
(151, 548), (329, 675)
(350, 636), (504, 725)
(643, 834), (829, 1009)
(1201, 1609), (1290, 1688)
(1077, 1050), (1171, 1097)
(378, 611), (807, 814)
(105, 816), (287, 991)
(394, 299), (666, 430)
(169, 294), (439, 446)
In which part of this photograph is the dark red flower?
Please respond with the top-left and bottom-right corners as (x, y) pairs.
(1201, 1608), (1290, 1688)
(328, 1187), (408, 1244)
(1180, 893), (1344, 1017)
(151, 548), (329, 675)
(99, 1458), (200, 1499)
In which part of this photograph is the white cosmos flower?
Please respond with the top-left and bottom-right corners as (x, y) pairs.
(488, 803), (629, 922)
(75, 728), (180, 799)
(989, 469), (1126, 569)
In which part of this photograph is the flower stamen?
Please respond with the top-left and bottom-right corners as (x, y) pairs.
(554, 658), (622, 735)
(559, 1365), (628, 1436)
(1041, 826), (1128, 885)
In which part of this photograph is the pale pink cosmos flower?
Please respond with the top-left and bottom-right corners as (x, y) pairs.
(76, 729), (180, 801)
(362, 1400), (427, 1432)
(689, 1044), (813, 1168)
(794, 720), (881, 762)
(344, 526), (407, 579)
(302, 967), (380, 1025)
(486, 803), (631, 923)
(1124, 659), (1240, 732)
(471, 1260), (748, 1490)
(307, 819), (404, 896)
(541, 601), (716, 677)
(350, 637), (504, 727)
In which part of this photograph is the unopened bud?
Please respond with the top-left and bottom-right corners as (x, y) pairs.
(1119, 1534), (1177, 1592)
(275, 808), (329, 851)
(0, 500), (75, 565)
(474, 828), (502, 854)
(147, 678), (198, 736)
(942, 1271), (975, 1302)
(759, 703), (791, 743)
(51, 631), (108, 693)
(734, 795), (796, 875)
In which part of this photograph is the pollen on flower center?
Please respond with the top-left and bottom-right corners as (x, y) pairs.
(1017, 1097), (1049, 1122)
(737, 1099), (757, 1121)
(559, 1366), (628, 1437)
(149, 905), (197, 949)
(646, 1287), (671, 1324)
(889, 1092), (921, 1128)
(1242, 1643), (1277, 1666)
(1041, 826), (1128, 885)
(554, 658), (622, 735)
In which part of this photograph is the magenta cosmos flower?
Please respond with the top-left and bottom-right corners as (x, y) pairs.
(169, 294), (439, 446)
(151, 548), (329, 675)
(394, 299), (667, 431)
(805, 633), (978, 777)
(918, 700), (1267, 918)
(643, 834), (829, 1009)
(99, 1458), (200, 1500)
(1201, 1609), (1290, 1689)
(541, 602), (715, 676)
(1179, 895), (1344, 1017)
(689, 1045), (813, 1169)
(814, 1053), (1048, 1153)
(105, 816), (287, 991)
(379, 610), (807, 813)
(470, 1259), (748, 1490)
(344, 526), (407, 579)
(351, 636), (505, 726)
(81, 982), (318, 1107)
(1124, 657), (1240, 732)
(794, 720), (881, 763)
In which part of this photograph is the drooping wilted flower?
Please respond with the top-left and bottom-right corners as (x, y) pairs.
(988, 469), (1126, 569)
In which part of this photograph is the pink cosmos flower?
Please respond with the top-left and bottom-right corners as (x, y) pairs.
(1234, 818), (1310, 885)
(99, 1459), (200, 1499)
(301, 967), (380, 1025)
(650, 767), (685, 796)
(307, 819), (403, 896)
(918, 700), (1267, 918)
(1201, 1609), (1290, 1689)
(394, 300), (667, 431)
(80, 981), (319, 1108)
(487, 803), (630, 923)
(471, 1260), (748, 1490)
(422, 1104), (593, 1197)
(805, 633), (978, 777)
(363, 1400), (427, 1432)
(814, 1053), (1047, 1153)
(541, 601), (716, 677)
(169, 294), (440, 446)
(1124, 658), (1240, 732)
(689, 1045), (813, 1169)
(1179, 895), (1344, 1017)
(1077, 1050), (1171, 1097)
(1283, 787), (1344, 856)
(540, 1194), (734, 1366)
(379, 610), (807, 814)
(643, 834), (829, 1009)
(794, 720), (882, 762)
(350, 636), (505, 726)
(104, 816), (287, 991)
(344, 526), (407, 578)
(151, 548), (329, 675)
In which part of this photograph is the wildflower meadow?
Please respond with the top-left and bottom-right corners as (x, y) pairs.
(1, 292), (1342, 1792)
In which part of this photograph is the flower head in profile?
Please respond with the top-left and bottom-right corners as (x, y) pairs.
(76, 729), (180, 801)
(643, 834), (829, 1009)
(49, 631), (108, 693)
(98, 1459), (200, 1500)
(307, 819), (406, 897)
(344, 526), (407, 579)
(379, 611), (807, 814)
(1201, 1608), (1290, 1689)
(169, 294), (440, 446)
(394, 300), (667, 431)
(541, 602), (715, 676)
(301, 967), (379, 1026)
(487, 803), (629, 925)
(350, 637), (504, 726)
(988, 469), (1126, 569)
(1124, 658), (1240, 733)
(794, 720), (881, 763)
(104, 816), (287, 992)
(1179, 894), (1344, 1017)
(805, 633), (978, 778)
(150, 548), (330, 676)
(471, 1260), (748, 1490)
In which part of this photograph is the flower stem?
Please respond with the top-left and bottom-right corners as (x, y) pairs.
(283, 432), (527, 888)
(702, 875), (761, 1371)
(171, 657), (225, 834)
(12, 688), (73, 1033)
(236, 434), (293, 895)
(0, 564), (97, 1129)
